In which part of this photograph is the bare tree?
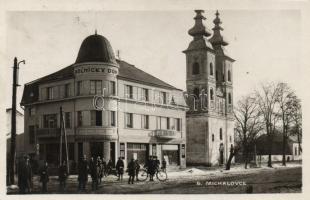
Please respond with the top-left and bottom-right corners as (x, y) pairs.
(234, 95), (263, 169)
(255, 82), (281, 167)
(276, 82), (297, 166)
(290, 96), (302, 153)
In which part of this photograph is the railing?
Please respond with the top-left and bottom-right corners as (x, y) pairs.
(37, 128), (61, 138)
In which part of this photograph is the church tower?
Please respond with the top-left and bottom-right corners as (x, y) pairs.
(184, 10), (235, 166)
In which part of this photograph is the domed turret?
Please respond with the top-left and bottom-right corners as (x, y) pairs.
(75, 33), (117, 65)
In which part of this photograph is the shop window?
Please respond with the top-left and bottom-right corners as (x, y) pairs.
(91, 110), (102, 126)
(77, 81), (82, 95)
(110, 81), (116, 96)
(210, 88), (214, 100)
(120, 143), (125, 159)
(125, 113), (133, 128)
(142, 88), (149, 101)
(111, 111), (116, 126)
(125, 85), (133, 99)
(192, 62), (200, 75)
(77, 111), (83, 127)
(29, 125), (35, 144)
(64, 83), (70, 98)
(90, 80), (102, 95)
(142, 115), (149, 129)
(220, 128), (223, 140)
(65, 112), (71, 128)
(43, 114), (57, 128)
(210, 63), (214, 76)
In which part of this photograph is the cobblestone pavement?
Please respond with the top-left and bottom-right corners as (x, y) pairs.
(7, 162), (302, 194)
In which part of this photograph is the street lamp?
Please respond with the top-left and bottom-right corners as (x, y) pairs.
(9, 57), (25, 185)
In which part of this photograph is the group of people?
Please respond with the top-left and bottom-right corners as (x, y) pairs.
(17, 154), (167, 193)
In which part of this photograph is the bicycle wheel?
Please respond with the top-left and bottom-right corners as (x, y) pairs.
(156, 170), (167, 181)
(139, 169), (148, 181)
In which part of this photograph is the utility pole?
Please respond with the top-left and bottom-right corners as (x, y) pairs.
(9, 57), (25, 185)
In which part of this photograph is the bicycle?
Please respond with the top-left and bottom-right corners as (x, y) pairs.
(139, 167), (167, 182)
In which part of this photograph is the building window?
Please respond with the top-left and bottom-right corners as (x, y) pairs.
(125, 85), (133, 99)
(64, 83), (70, 98)
(77, 111), (83, 127)
(210, 63), (214, 76)
(160, 92), (167, 104)
(142, 115), (149, 129)
(65, 112), (71, 128)
(176, 118), (181, 132)
(29, 125), (35, 144)
(43, 114), (57, 128)
(295, 147), (298, 156)
(156, 116), (161, 129)
(110, 81), (116, 96)
(91, 110), (102, 126)
(193, 87), (200, 100)
(142, 88), (149, 101)
(212, 134), (214, 142)
(47, 87), (54, 100)
(229, 135), (232, 143)
(152, 144), (157, 156)
(210, 88), (214, 100)
(166, 118), (170, 130)
(28, 107), (35, 116)
(90, 80), (102, 95)
(111, 111), (116, 126)
(228, 93), (232, 104)
(220, 128), (223, 140)
(192, 62), (200, 75)
(228, 70), (231, 82)
(125, 113), (133, 128)
(77, 81), (82, 95)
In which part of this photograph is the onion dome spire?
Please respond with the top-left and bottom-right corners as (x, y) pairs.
(209, 10), (228, 46)
(188, 10), (212, 39)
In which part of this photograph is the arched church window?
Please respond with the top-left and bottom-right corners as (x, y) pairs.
(228, 93), (232, 104)
(220, 128), (223, 140)
(193, 87), (200, 100)
(192, 62), (200, 75)
(210, 63), (214, 76)
(210, 88), (214, 100)
(228, 70), (231, 82)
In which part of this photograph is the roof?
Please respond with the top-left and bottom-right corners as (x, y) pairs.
(6, 108), (24, 116)
(75, 34), (117, 65)
(21, 60), (180, 105)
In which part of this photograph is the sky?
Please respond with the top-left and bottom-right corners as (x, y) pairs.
(4, 10), (302, 109)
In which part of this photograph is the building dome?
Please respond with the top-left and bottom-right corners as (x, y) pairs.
(75, 33), (117, 65)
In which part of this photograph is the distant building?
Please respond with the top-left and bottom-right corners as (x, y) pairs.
(21, 33), (187, 168)
(256, 134), (302, 162)
(185, 10), (235, 166)
(6, 108), (25, 156)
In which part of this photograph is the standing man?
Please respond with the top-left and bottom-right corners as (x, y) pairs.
(89, 157), (98, 191)
(39, 161), (49, 193)
(148, 156), (155, 181)
(106, 159), (113, 176)
(78, 155), (88, 192)
(116, 157), (124, 181)
(161, 158), (167, 172)
(58, 160), (68, 192)
(96, 157), (103, 184)
(18, 155), (32, 194)
(25, 156), (33, 193)
(127, 158), (136, 184)
(135, 159), (140, 181)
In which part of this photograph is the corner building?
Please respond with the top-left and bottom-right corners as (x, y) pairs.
(185, 10), (235, 166)
(21, 33), (187, 169)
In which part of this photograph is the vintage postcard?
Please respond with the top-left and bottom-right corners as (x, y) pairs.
(1, 0), (309, 199)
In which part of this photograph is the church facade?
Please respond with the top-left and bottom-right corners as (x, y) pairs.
(185, 10), (235, 166)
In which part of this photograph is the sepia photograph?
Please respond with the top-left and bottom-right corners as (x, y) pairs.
(1, 0), (308, 197)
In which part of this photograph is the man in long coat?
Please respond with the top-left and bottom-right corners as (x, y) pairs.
(116, 157), (124, 181)
(78, 155), (88, 192)
(127, 158), (136, 184)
